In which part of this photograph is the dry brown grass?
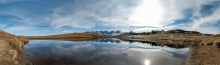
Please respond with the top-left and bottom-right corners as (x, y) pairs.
(214, 34), (220, 37)
(130, 33), (220, 64)
(0, 30), (30, 65)
(20, 33), (106, 41)
(186, 43), (220, 65)
(130, 33), (220, 47)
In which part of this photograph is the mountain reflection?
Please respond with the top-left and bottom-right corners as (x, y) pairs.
(91, 38), (188, 49)
(127, 40), (164, 47)
(126, 40), (190, 49)
(91, 38), (122, 43)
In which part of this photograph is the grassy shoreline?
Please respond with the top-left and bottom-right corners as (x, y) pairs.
(1, 29), (220, 65)
(126, 33), (220, 65)
(19, 33), (107, 41)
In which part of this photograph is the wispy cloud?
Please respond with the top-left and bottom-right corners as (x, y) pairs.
(48, 0), (142, 29)
(1, 0), (220, 35)
(191, 0), (220, 34)
(131, 0), (220, 34)
(192, 7), (220, 33)
(0, 0), (35, 4)
(0, 10), (47, 26)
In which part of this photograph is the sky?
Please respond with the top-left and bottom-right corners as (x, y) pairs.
(1, 0), (220, 35)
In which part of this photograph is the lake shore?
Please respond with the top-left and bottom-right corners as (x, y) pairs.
(0, 30), (107, 65)
(1, 29), (220, 65)
(0, 30), (30, 65)
(125, 33), (220, 65)
(186, 44), (220, 65)
(19, 33), (107, 41)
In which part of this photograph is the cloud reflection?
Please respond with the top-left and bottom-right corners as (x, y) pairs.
(144, 59), (150, 65)
(24, 40), (188, 65)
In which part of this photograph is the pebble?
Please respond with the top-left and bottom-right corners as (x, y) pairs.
(15, 61), (18, 64)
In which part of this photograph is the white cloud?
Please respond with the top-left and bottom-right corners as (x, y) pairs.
(2, 26), (38, 35)
(0, 11), (46, 26)
(190, 0), (220, 34)
(128, 0), (164, 27)
(48, 0), (142, 29)
(192, 6), (220, 33)
(4, 26), (35, 31)
(1, 0), (220, 35)
(131, 0), (220, 34)
(156, 0), (212, 26)
(2, 26), (57, 36)
(50, 10), (96, 29)
(53, 44), (95, 56)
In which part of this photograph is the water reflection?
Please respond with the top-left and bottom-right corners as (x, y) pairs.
(91, 38), (122, 43)
(90, 38), (188, 49)
(144, 59), (150, 65)
(24, 39), (188, 65)
(126, 40), (191, 49)
(126, 40), (164, 47)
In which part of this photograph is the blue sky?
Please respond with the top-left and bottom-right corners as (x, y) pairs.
(1, 0), (220, 35)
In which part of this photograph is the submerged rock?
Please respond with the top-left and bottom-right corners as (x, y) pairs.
(0, 30), (30, 65)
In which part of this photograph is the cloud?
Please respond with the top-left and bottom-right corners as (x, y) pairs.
(2, 26), (59, 36)
(48, 0), (142, 29)
(0, 0), (35, 4)
(1, 0), (220, 35)
(131, 0), (220, 34)
(48, 0), (219, 33)
(128, 0), (164, 27)
(0, 24), (7, 29)
(2, 26), (40, 35)
(160, 0), (212, 24)
(0, 10), (47, 27)
(191, 2), (220, 34)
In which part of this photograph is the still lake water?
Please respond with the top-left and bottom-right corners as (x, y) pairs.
(23, 39), (189, 65)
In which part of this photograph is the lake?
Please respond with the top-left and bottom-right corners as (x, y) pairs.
(23, 38), (189, 65)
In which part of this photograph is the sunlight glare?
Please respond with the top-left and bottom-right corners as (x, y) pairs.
(144, 59), (150, 65)
(130, 0), (164, 27)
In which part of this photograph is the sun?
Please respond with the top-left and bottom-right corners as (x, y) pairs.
(130, 0), (164, 27)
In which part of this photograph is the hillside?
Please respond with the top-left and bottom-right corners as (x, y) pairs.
(0, 30), (30, 65)
(20, 33), (107, 41)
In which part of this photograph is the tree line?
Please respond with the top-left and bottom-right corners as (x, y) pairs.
(129, 30), (165, 35)
(128, 29), (204, 35)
